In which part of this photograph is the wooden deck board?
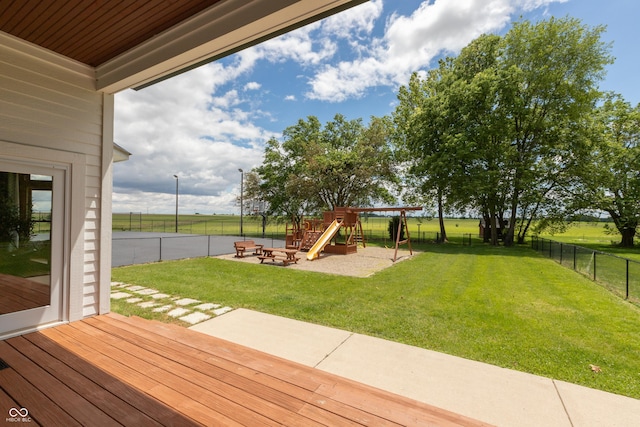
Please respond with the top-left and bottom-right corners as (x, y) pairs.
(0, 357), (81, 426)
(42, 324), (242, 427)
(81, 317), (327, 425)
(0, 314), (491, 426)
(33, 326), (202, 427)
(86, 315), (396, 427)
(67, 320), (312, 427)
(10, 334), (164, 426)
(0, 339), (119, 426)
(100, 315), (409, 426)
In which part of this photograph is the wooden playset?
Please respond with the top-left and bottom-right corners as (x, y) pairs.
(286, 206), (422, 261)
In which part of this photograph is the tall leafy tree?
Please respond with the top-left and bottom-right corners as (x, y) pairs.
(452, 34), (512, 245)
(393, 66), (459, 242)
(256, 114), (396, 225)
(497, 17), (612, 245)
(393, 17), (612, 245)
(572, 95), (640, 247)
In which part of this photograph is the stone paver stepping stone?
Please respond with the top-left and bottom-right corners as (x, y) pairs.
(180, 312), (211, 324)
(168, 308), (191, 318)
(135, 288), (159, 295)
(110, 292), (131, 300)
(193, 303), (220, 311)
(138, 301), (158, 309)
(153, 305), (173, 313)
(126, 285), (146, 292)
(150, 293), (171, 299)
(175, 298), (201, 306)
(126, 297), (143, 303)
(213, 307), (233, 316)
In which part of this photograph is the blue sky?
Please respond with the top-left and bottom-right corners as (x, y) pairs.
(113, 0), (640, 215)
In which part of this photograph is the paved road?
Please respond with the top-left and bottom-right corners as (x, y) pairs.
(112, 232), (285, 267)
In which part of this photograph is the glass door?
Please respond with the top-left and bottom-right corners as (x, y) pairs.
(0, 160), (65, 337)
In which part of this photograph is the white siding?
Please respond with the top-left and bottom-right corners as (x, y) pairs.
(0, 34), (110, 320)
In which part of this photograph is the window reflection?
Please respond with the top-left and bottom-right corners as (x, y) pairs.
(0, 171), (52, 314)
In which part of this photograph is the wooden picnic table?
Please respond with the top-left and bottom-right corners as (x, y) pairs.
(258, 248), (300, 266)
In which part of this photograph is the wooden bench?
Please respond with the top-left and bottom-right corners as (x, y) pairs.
(234, 240), (263, 258)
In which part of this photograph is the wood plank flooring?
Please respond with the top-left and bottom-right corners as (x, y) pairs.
(0, 273), (49, 314)
(0, 314), (490, 426)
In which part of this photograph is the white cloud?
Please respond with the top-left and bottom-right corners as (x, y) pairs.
(114, 62), (276, 214)
(306, 0), (566, 102)
(244, 81), (261, 91)
(113, 0), (568, 213)
(258, 27), (337, 66)
(321, 0), (383, 39)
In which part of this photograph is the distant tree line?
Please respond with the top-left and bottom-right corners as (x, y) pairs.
(246, 17), (639, 247)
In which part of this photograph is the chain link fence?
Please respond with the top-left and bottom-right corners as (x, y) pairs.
(112, 234), (283, 267)
(531, 236), (640, 304)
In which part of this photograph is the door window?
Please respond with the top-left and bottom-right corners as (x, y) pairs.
(0, 172), (53, 314)
(0, 159), (64, 337)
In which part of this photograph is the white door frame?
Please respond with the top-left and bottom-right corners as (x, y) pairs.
(0, 141), (86, 339)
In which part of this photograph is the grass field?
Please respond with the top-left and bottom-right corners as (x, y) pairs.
(112, 242), (640, 399)
(112, 212), (473, 240)
(112, 212), (613, 238)
(113, 213), (639, 257)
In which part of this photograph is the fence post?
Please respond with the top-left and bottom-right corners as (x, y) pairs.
(593, 252), (597, 281)
(559, 243), (563, 264)
(573, 245), (577, 271)
(626, 259), (630, 300)
(159, 237), (163, 262)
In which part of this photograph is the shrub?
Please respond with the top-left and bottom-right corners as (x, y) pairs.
(388, 216), (405, 241)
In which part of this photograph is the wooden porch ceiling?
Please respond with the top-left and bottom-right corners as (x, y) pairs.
(0, 313), (489, 426)
(0, 0), (223, 67)
(0, 0), (370, 92)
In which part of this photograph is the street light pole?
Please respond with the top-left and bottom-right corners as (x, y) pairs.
(238, 168), (243, 236)
(173, 174), (179, 233)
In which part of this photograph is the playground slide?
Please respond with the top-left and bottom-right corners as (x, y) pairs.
(306, 219), (341, 261)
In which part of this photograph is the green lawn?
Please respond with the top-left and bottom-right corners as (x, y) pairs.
(112, 242), (640, 399)
(0, 241), (51, 277)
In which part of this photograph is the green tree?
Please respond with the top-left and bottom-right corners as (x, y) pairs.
(452, 34), (511, 245)
(387, 216), (405, 242)
(497, 17), (611, 245)
(254, 134), (313, 228)
(572, 95), (640, 247)
(392, 63), (461, 243)
(393, 17), (612, 246)
(256, 114), (396, 225)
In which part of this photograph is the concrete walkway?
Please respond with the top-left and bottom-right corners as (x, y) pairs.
(190, 308), (640, 427)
